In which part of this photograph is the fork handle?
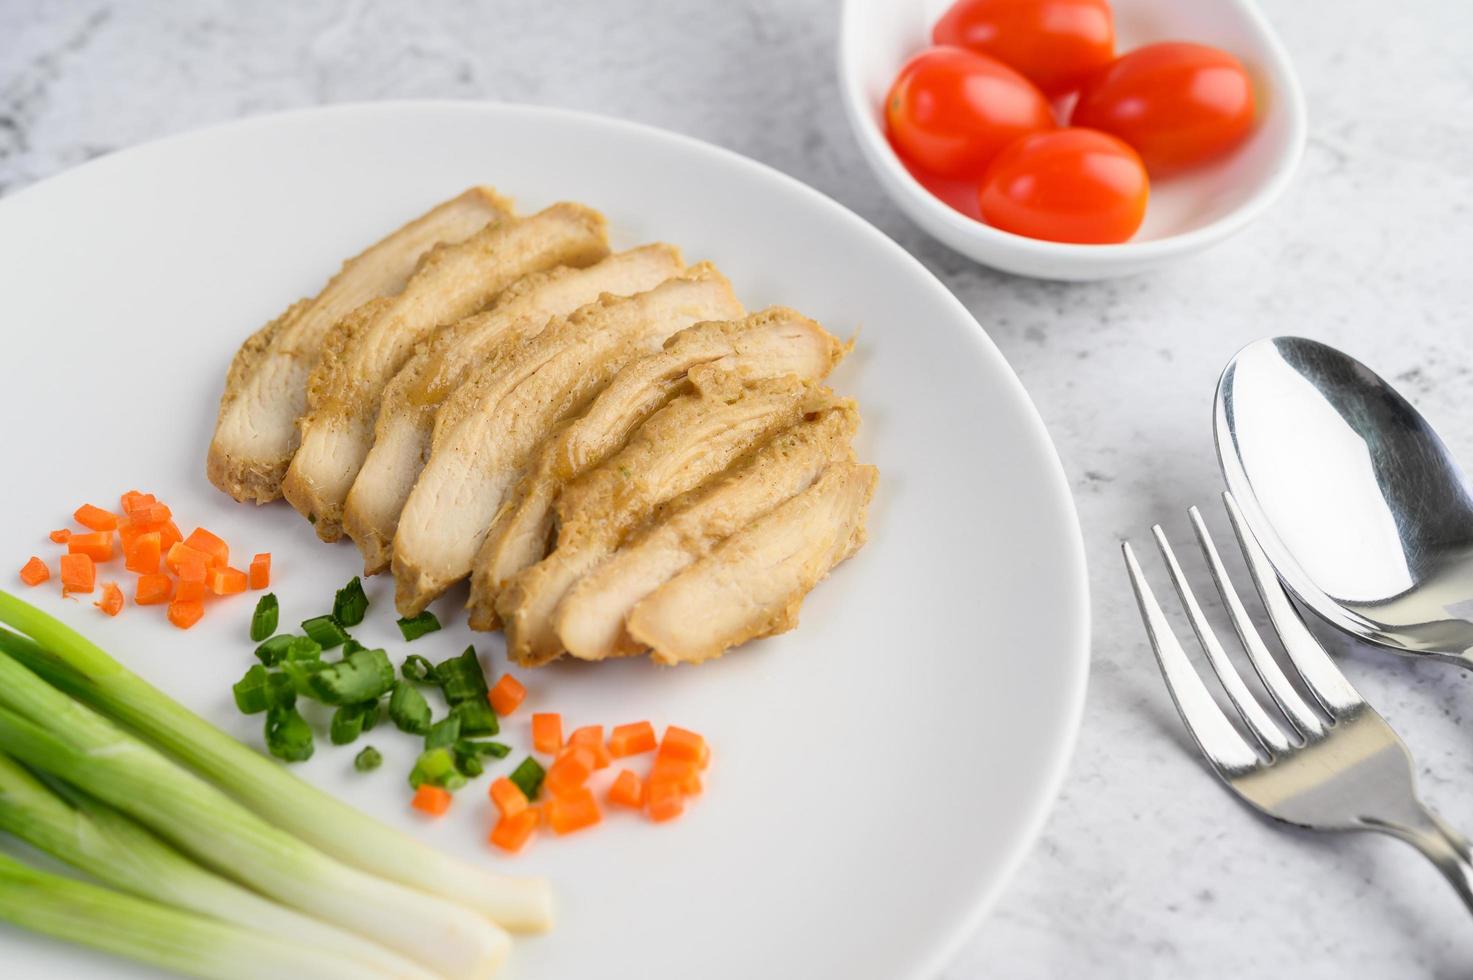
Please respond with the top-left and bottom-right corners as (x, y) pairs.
(1378, 807), (1473, 915)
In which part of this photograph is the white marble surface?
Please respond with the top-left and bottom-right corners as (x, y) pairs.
(4, 1), (1473, 976)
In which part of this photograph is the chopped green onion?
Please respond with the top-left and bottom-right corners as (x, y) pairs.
(300, 615), (349, 650)
(333, 577), (369, 627)
(425, 715), (461, 751)
(508, 756), (545, 801)
(396, 611), (441, 642)
(450, 699), (499, 736)
(388, 681), (431, 735)
(435, 646), (488, 705)
(409, 747), (466, 791)
(279, 659), (328, 697)
(401, 655), (437, 683)
(253, 634), (295, 667)
(0, 592), (549, 934)
(458, 739), (511, 760)
(285, 636), (323, 662)
(249, 593), (279, 642)
(232, 664), (271, 714)
(330, 701), (379, 745)
(341, 638), (366, 656)
(354, 746), (382, 772)
(455, 750), (485, 779)
(263, 704), (314, 762)
(305, 649), (394, 706)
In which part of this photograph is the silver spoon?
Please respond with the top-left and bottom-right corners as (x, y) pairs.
(1215, 336), (1473, 668)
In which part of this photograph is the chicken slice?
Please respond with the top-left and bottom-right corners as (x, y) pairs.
(627, 461), (876, 665)
(495, 372), (844, 664)
(208, 187), (511, 504)
(282, 203), (610, 540)
(472, 307), (847, 614)
(391, 267), (743, 616)
(556, 404), (857, 660)
(342, 244), (683, 574)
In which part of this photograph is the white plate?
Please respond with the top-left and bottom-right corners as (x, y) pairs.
(0, 102), (1088, 980)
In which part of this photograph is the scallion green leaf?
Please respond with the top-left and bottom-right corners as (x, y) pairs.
(424, 715), (461, 751)
(263, 705), (313, 762)
(304, 649), (394, 706)
(408, 747), (466, 791)
(279, 660), (328, 697)
(341, 638), (366, 656)
(333, 577), (369, 627)
(354, 746), (382, 772)
(253, 634), (294, 667)
(284, 636), (322, 662)
(232, 664), (270, 715)
(387, 681), (431, 735)
(401, 655), (437, 684)
(300, 615), (349, 650)
(449, 699), (498, 736)
(396, 611), (440, 642)
(434, 646), (488, 705)
(508, 756), (545, 801)
(454, 739), (509, 778)
(249, 593), (278, 642)
(329, 701), (379, 745)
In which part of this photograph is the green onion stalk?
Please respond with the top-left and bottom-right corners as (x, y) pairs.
(0, 753), (437, 979)
(0, 590), (550, 934)
(0, 646), (509, 979)
(0, 850), (383, 980)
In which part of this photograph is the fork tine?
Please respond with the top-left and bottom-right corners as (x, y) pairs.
(1152, 524), (1293, 756)
(1122, 541), (1261, 775)
(1188, 506), (1326, 741)
(1222, 491), (1364, 718)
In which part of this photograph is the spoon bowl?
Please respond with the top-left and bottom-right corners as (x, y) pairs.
(1216, 336), (1473, 667)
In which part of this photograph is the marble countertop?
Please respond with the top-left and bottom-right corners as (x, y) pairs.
(4, 1), (1472, 976)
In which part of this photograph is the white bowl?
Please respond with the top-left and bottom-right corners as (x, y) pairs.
(838, 0), (1308, 280)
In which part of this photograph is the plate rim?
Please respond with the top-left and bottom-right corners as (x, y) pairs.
(0, 99), (1091, 976)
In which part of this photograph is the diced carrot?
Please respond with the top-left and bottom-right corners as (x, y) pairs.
(137, 503), (172, 528)
(544, 787), (601, 835)
(73, 504), (119, 532)
(208, 566), (247, 596)
(659, 726), (709, 769)
(167, 599), (204, 630)
(248, 552), (271, 590)
(95, 582), (124, 617)
(176, 560), (207, 603)
(165, 542), (210, 575)
(489, 777), (529, 818)
(544, 745), (597, 798)
(19, 557), (49, 587)
(59, 554), (95, 594)
(183, 528), (228, 567)
(159, 520), (183, 550)
(568, 726), (611, 770)
(607, 769), (644, 809)
(410, 784), (452, 817)
(48, 529), (71, 544)
(135, 573), (173, 606)
(487, 673), (526, 717)
(68, 531), (114, 563)
(646, 781), (685, 822)
(489, 809), (538, 853)
(648, 756), (702, 797)
(609, 721), (658, 758)
(120, 490), (156, 515)
(531, 712), (562, 754)
(124, 531), (162, 575)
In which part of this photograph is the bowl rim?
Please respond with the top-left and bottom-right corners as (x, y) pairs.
(836, 0), (1308, 262)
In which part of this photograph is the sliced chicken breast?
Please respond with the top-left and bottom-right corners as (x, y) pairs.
(342, 244), (683, 574)
(282, 203), (610, 540)
(627, 461), (876, 665)
(472, 307), (847, 614)
(495, 372), (844, 664)
(208, 187), (511, 504)
(391, 267), (743, 616)
(556, 404), (857, 660)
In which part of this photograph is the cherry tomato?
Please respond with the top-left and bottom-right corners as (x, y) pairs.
(978, 128), (1148, 244)
(885, 47), (1055, 179)
(1071, 42), (1256, 175)
(932, 0), (1115, 96)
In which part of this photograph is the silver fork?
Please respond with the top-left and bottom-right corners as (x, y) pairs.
(1123, 491), (1473, 913)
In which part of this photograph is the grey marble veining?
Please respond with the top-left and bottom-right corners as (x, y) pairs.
(4, 1), (1473, 976)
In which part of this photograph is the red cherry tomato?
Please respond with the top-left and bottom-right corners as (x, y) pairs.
(933, 0), (1115, 96)
(978, 128), (1149, 244)
(885, 47), (1055, 179)
(1071, 42), (1256, 175)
